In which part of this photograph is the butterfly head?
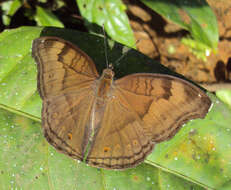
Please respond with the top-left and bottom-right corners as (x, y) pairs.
(101, 68), (115, 80)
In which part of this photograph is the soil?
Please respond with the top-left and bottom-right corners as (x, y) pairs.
(125, 0), (231, 91)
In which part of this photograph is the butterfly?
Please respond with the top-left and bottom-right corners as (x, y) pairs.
(32, 36), (211, 169)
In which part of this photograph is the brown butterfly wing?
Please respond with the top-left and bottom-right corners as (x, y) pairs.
(32, 37), (99, 160)
(86, 73), (211, 169)
(115, 73), (211, 142)
(32, 37), (99, 98)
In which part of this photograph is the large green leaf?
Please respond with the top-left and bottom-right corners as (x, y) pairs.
(0, 108), (131, 189)
(148, 92), (231, 189)
(0, 27), (230, 189)
(76, 0), (135, 47)
(0, 108), (204, 190)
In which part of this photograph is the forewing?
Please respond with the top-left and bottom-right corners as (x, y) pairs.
(115, 73), (211, 142)
(32, 36), (99, 98)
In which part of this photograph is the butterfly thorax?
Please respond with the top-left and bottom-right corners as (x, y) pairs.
(97, 68), (115, 99)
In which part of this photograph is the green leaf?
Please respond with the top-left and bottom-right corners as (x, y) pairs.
(34, 6), (64, 27)
(0, 27), (42, 120)
(181, 38), (211, 61)
(141, 0), (218, 58)
(0, 107), (205, 189)
(0, 27), (230, 189)
(2, 0), (22, 25)
(216, 89), (231, 108)
(76, 0), (135, 47)
(147, 93), (231, 189)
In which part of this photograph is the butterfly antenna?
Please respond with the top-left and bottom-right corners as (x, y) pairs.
(102, 24), (109, 69)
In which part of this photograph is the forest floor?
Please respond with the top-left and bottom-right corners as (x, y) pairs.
(126, 0), (231, 91)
